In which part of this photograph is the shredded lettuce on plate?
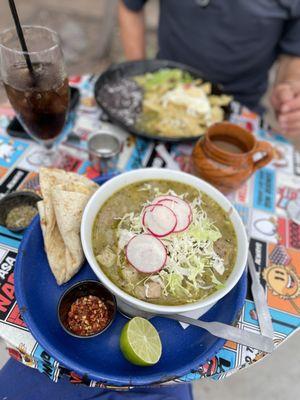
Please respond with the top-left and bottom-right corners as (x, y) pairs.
(134, 68), (194, 92)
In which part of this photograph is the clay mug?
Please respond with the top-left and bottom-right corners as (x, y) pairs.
(191, 122), (274, 194)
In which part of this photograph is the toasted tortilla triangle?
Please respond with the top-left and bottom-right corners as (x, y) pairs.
(38, 168), (98, 285)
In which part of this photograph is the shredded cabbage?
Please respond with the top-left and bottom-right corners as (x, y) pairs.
(116, 186), (226, 301)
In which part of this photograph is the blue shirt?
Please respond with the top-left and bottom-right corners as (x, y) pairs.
(0, 359), (194, 400)
(123, 0), (300, 111)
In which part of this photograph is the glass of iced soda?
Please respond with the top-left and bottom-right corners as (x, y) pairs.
(0, 26), (69, 165)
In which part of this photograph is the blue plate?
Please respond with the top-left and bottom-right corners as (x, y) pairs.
(15, 178), (247, 386)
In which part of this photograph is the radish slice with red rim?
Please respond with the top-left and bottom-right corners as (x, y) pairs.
(125, 234), (167, 273)
(142, 204), (177, 237)
(154, 195), (192, 233)
(153, 195), (192, 217)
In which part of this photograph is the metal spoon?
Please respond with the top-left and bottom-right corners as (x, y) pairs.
(162, 313), (274, 353)
(127, 309), (274, 353)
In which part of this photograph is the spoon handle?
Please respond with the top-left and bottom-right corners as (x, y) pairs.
(163, 314), (274, 353)
(248, 251), (274, 339)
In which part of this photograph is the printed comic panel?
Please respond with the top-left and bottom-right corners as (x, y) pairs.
(249, 237), (300, 318)
(0, 248), (17, 321)
(244, 298), (300, 337)
(5, 302), (27, 329)
(6, 343), (37, 369)
(258, 125), (290, 145)
(276, 172), (300, 218)
(18, 171), (40, 194)
(277, 216), (300, 251)
(0, 166), (8, 179)
(250, 209), (278, 244)
(32, 344), (60, 382)
(0, 116), (9, 136)
(293, 150), (300, 177)
(124, 138), (155, 171)
(0, 167), (30, 196)
(77, 160), (102, 180)
(0, 136), (29, 169)
(0, 225), (22, 250)
(233, 204), (251, 230)
(250, 209), (300, 252)
(176, 348), (237, 382)
(242, 239), (300, 333)
(268, 141), (294, 175)
(234, 179), (253, 206)
(171, 142), (193, 172)
(253, 168), (276, 214)
(16, 143), (44, 173)
(235, 322), (286, 367)
(248, 238), (268, 299)
(264, 243), (300, 316)
(229, 111), (261, 134)
(53, 150), (84, 173)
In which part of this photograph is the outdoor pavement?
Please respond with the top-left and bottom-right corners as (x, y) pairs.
(0, 0), (158, 101)
(0, 1), (299, 398)
(194, 333), (300, 399)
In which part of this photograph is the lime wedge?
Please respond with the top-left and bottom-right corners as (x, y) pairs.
(120, 317), (162, 366)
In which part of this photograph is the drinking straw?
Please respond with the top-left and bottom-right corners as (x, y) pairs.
(8, 0), (35, 76)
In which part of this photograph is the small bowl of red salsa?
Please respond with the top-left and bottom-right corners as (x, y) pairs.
(58, 280), (116, 338)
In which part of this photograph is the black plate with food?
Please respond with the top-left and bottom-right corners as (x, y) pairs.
(94, 59), (233, 142)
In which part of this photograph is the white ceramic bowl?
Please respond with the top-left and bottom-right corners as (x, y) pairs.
(81, 169), (248, 316)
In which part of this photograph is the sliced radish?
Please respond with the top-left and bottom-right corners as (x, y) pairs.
(153, 195), (192, 217)
(142, 204), (177, 237)
(153, 195), (192, 233)
(125, 234), (167, 273)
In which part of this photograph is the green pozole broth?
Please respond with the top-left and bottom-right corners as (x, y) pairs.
(92, 180), (237, 305)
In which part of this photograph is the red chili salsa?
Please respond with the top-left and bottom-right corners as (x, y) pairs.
(67, 295), (109, 336)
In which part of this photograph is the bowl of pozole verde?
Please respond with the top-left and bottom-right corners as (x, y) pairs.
(81, 169), (248, 316)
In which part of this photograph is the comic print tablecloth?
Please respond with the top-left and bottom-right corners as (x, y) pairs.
(0, 74), (300, 388)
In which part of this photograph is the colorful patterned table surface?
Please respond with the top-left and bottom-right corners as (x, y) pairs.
(0, 75), (300, 388)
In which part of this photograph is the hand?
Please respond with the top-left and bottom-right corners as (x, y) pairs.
(270, 81), (300, 138)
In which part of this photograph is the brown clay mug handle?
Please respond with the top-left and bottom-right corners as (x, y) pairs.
(253, 141), (274, 171)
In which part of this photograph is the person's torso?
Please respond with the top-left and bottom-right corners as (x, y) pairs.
(157, 0), (300, 110)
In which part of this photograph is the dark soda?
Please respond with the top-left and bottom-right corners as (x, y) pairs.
(4, 62), (69, 141)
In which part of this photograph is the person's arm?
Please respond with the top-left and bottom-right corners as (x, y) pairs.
(118, 0), (146, 60)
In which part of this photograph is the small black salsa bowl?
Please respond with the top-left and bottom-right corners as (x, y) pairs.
(57, 280), (117, 339)
(0, 191), (42, 233)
